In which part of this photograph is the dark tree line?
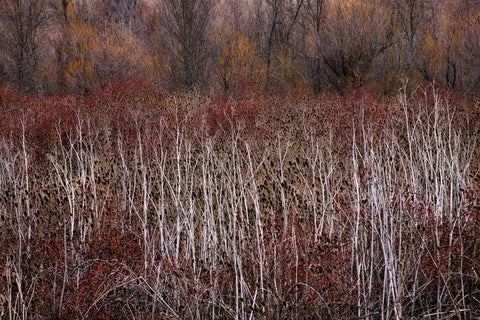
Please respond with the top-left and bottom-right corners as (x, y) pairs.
(1, 0), (480, 94)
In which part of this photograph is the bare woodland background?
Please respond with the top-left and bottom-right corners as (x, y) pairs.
(1, 0), (480, 94)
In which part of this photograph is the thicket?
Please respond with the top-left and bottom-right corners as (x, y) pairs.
(0, 80), (480, 319)
(2, 0), (480, 95)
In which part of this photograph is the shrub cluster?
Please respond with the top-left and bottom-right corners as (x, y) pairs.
(0, 81), (479, 319)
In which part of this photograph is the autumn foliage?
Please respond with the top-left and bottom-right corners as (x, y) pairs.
(2, 0), (480, 95)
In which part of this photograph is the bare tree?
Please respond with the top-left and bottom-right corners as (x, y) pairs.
(300, 0), (394, 91)
(263, 0), (304, 76)
(105, 0), (138, 24)
(301, 0), (325, 92)
(389, 0), (428, 83)
(158, 0), (214, 90)
(446, 0), (480, 91)
(0, 0), (50, 91)
(53, 0), (72, 94)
